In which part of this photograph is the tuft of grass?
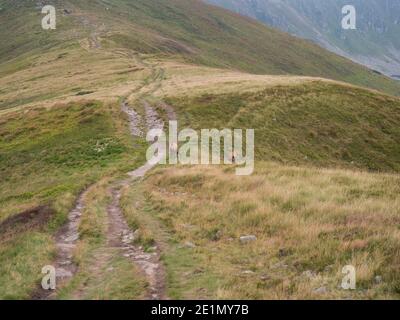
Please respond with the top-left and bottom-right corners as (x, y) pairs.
(0, 232), (54, 300)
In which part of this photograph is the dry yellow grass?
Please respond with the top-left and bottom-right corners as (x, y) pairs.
(150, 59), (390, 100)
(123, 162), (400, 299)
(1, 41), (371, 119)
(0, 47), (152, 116)
(153, 60), (323, 98)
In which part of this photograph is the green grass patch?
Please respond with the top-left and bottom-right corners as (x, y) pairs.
(166, 82), (400, 172)
(0, 100), (147, 299)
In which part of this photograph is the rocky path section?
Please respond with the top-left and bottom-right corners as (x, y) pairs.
(107, 181), (166, 300)
(35, 100), (173, 300)
(33, 192), (86, 300)
(122, 102), (144, 137)
(103, 101), (173, 300)
(63, 101), (169, 300)
(144, 101), (164, 130)
(158, 102), (177, 122)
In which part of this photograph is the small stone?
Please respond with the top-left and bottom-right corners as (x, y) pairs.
(324, 265), (334, 272)
(303, 270), (317, 279)
(260, 275), (270, 281)
(313, 286), (328, 294)
(64, 234), (79, 242)
(242, 270), (255, 275)
(211, 230), (223, 241)
(240, 235), (257, 244)
(184, 241), (196, 249)
(375, 276), (383, 284)
(56, 268), (73, 278)
(271, 262), (288, 269)
(193, 268), (204, 274)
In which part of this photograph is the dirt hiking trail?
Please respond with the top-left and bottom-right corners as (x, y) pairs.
(104, 101), (176, 299)
(32, 192), (86, 300)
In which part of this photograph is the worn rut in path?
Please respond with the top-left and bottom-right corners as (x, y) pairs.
(105, 101), (176, 300)
(33, 192), (86, 300)
(36, 100), (175, 300)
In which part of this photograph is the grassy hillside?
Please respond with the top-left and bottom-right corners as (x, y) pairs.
(1, 0), (400, 300)
(166, 81), (400, 172)
(1, 0), (400, 98)
(207, 0), (400, 77)
(0, 100), (146, 298)
(122, 163), (400, 299)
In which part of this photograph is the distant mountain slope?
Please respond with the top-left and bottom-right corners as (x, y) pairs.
(1, 0), (400, 96)
(207, 0), (400, 79)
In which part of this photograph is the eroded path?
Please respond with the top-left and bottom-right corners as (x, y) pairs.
(28, 5), (174, 298)
(67, 101), (174, 300)
(122, 102), (144, 137)
(34, 192), (87, 299)
(104, 101), (172, 300)
(107, 173), (166, 300)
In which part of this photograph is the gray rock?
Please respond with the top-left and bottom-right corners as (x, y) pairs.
(303, 270), (317, 279)
(271, 262), (288, 269)
(375, 276), (383, 284)
(56, 268), (73, 278)
(240, 235), (257, 244)
(211, 230), (223, 241)
(184, 241), (196, 249)
(242, 270), (255, 275)
(324, 265), (334, 272)
(260, 274), (270, 281)
(313, 286), (328, 294)
(64, 234), (79, 242)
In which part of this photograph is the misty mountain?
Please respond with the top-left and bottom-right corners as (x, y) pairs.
(206, 0), (400, 78)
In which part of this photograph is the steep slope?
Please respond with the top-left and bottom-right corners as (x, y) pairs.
(1, 0), (400, 98)
(207, 0), (400, 78)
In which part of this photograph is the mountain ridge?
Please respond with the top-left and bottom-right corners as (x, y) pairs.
(1, 0), (400, 97)
(206, 0), (400, 79)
